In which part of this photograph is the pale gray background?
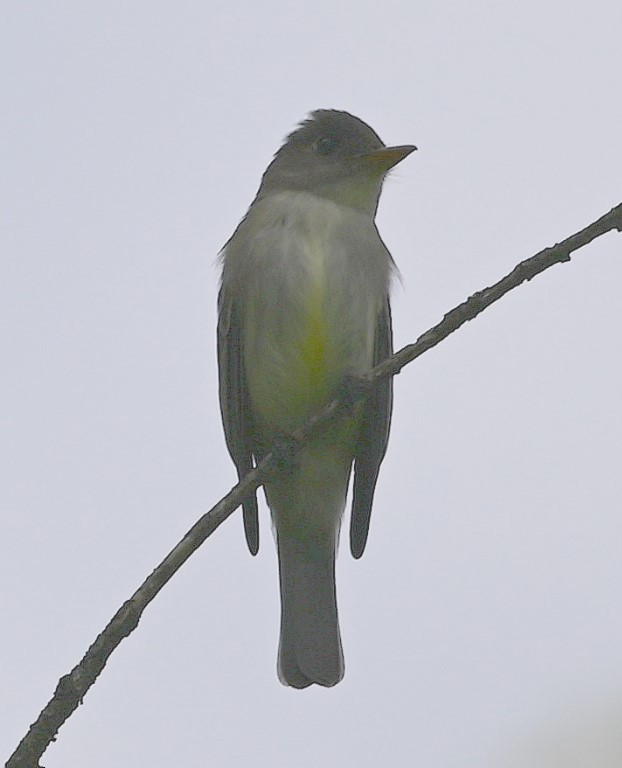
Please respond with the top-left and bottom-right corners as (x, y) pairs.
(2, 2), (621, 766)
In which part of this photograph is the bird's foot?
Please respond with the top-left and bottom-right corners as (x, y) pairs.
(338, 374), (372, 411)
(268, 434), (300, 478)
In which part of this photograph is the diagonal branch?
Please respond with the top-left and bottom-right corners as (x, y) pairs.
(6, 202), (621, 768)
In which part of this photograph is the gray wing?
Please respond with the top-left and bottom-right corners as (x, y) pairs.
(217, 283), (259, 555)
(350, 298), (394, 559)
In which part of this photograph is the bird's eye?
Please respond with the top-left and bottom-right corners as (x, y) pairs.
(313, 136), (338, 154)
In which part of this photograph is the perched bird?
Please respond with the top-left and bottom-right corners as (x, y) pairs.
(217, 109), (415, 687)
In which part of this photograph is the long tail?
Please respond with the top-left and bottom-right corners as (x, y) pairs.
(276, 532), (344, 688)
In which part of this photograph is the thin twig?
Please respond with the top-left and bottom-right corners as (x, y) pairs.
(6, 202), (621, 768)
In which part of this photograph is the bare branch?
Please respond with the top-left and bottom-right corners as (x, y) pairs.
(374, 201), (622, 382)
(6, 202), (621, 768)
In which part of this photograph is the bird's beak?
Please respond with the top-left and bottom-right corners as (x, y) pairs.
(359, 144), (417, 172)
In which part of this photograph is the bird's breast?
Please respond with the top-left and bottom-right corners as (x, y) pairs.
(240, 192), (389, 433)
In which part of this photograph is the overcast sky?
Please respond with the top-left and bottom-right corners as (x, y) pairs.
(2, 2), (622, 766)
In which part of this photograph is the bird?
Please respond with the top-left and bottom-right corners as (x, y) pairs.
(217, 109), (415, 687)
